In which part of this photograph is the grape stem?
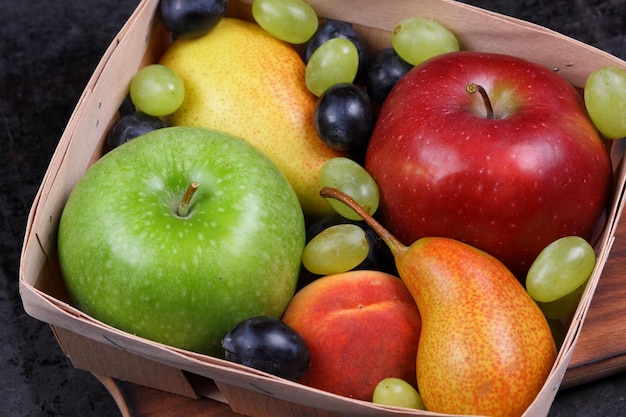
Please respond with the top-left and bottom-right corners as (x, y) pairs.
(466, 83), (495, 119)
(178, 182), (199, 217)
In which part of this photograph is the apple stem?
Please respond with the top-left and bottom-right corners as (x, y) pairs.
(467, 83), (495, 119)
(178, 182), (199, 217)
(319, 187), (408, 257)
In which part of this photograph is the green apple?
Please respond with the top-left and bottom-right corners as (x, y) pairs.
(58, 126), (305, 356)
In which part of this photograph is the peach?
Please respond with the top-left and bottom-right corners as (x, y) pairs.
(282, 270), (421, 401)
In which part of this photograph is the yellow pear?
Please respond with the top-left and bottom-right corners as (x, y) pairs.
(321, 187), (557, 417)
(159, 17), (346, 218)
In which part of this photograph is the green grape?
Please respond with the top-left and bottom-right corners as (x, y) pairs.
(372, 378), (425, 410)
(391, 17), (459, 66)
(305, 38), (359, 96)
(252, 0), (318, 44)
(320, 157), (379, 221)
(301, 224), (369, 275)
(584, 66), (626, 139)
(129, 64), (185, 117)
(526, 236), (596, 319)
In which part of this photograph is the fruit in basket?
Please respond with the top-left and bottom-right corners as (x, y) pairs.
(105, 111), (166, 152)
(160, 0), (228, 39)
(526, 236), (596, 319)
(365, 47), (414, 106)
(314, 83), (376, 154)
(222, 316), (310, 381)
(159, 17), (345, 218)
(305, 19), (368, 81)
(584, 65), (626, 139)
(320, 187), (557, 417)
(252, 0), (318, 44)
(57, 126), (305, 355)
(305, 37), (360, 96)
(129, 64), (185, 116)
(282, 270), (422, 401)
(372, 377), (425, 410)
(319, 157), (379, 221)
(391, 17), (459, 66)
(366, 51), (613, 278)
(301, 223), (369, 275)
(298, 215), (395, 289)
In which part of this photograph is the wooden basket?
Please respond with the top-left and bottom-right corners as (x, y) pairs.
(19, 0), (626, 416)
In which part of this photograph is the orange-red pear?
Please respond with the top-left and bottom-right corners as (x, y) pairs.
(320, 187), (557, 417)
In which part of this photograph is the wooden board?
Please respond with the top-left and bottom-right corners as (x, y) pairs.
(560, 209), (626, 388)
(101, 214), (626, 416)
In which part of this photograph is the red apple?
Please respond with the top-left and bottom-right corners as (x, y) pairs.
(365, 51), (612, 278)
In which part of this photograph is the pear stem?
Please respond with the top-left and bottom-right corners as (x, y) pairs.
(466, 83), (495, 119)
(320, 187), (407, 257)
(178, 182), (199, 217)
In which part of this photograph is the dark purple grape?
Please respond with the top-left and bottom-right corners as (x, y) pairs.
(314, 83), (375, 157)
(118, 94), (136, 116)
(106, 111), (166, 152)
(365, 47), (414, 106)
(221, 316), (310, 381)
(305, 19), (367, 81)
(160, 0), (228, 39)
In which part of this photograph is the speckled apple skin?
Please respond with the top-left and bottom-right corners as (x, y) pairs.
(282, 270), (422, 401)
(57, 127), (305, 356)
(160, 17), (347, 219)
(397, 237), (557, 417)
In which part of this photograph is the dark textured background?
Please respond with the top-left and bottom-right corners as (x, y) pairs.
(1, 1), (625, 416)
